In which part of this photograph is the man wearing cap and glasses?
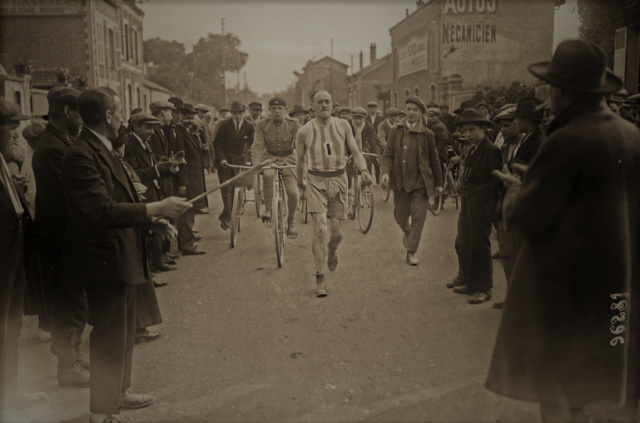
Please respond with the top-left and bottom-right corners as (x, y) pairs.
(248, 102), (264, 127)
(381, 96), (443, 266)
(0, 98), (49, 412)
(31, 87), (92, 388)
(251, 97), (301, 238)
(486, 39), (640, 422)
(296, 90), (371, 297)
(213, 99), (255, 230)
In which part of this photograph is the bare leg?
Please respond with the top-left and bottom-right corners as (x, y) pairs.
(328, 217), (343, 250)
(311, 213), (327, 274)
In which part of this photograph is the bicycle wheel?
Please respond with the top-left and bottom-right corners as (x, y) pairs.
(382, 183), (390, 202)
(349, 174), (357, 219)
(303, 196), (308, 223)
(255, 174), (263, 218)
(429, 190), (442, 215)
(238, 188), (245, 232)
(358, 182), (374, 233)
(274, 184), (285, 268)
(230, 186), (241, 247)
(448, 171), (459, 209)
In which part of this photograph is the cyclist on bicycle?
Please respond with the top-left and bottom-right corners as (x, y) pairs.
(251, 97), (301, 238)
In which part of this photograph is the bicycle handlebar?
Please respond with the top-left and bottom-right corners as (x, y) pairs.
(260, 164), (296, 170)
(226, 164), (253, 169)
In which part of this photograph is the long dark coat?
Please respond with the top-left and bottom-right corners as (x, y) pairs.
(176, 125), (207, 210)
(213, 118), (254, 168)
(486, 99), (640, 408)
(381, 119), (443, 199)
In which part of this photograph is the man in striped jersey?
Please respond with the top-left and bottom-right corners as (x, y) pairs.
(296, 90), (371, 297)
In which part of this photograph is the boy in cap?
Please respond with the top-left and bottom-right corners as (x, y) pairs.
(377, 107), (399, 151)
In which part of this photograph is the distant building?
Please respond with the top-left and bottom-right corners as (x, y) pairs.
(294, 56), (349, 107)
(0, 0), (171, 119)
(389, 0), (558, 109)
(143, 78), (174, 108)
(346, 43), (394, 111)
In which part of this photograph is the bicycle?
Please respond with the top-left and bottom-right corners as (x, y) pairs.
(430, 148), (460, 215)
(226, 164), (256, 248)
(254, 173), (264, 218)
(347, 153), (376, 233)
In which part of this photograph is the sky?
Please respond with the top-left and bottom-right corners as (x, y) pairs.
(142, 0), (581, 96)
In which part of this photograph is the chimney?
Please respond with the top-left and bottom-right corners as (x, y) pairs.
(370, 43), (377, 65)
(416, 0), (425, 8)
(406, 8), (409, 16)
(359, 50), (363, 71)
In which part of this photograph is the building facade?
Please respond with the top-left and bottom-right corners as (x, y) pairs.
(294, 56), (349, 107)
(389, 0), (556, 109)
(0, 0), (159, 119)
(347, 43), (394, 111)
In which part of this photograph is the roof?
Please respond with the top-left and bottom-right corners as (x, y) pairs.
(143, 78), (173, 94)
(30, 68), (69, 90)
(351, 53), (392, 78)
(303, 56), (349, 71)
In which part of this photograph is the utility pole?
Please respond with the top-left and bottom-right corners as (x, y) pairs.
(221, 18), (226, 107)
(330, 38), (334, 94)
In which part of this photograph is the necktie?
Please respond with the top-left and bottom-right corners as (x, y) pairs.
(143, 139), (155, 165)
(0, 155), (24, 218)
(111, 149), (143, 202)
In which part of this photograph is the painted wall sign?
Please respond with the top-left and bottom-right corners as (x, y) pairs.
(442, 23), (496, 44)
(443, 0), (497, 15)
(0, 0), (81, 15)
(399, 35), (429, 78)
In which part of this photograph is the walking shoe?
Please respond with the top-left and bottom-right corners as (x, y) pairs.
(446, 272), (465, 288)
(155, 264), (177, 272)
(406, 252), (418, 266)
(493, 301), (504, 309)
(181, 246), (206, 255)
(316, 274), (327, 297)
(135, 328), (161, 344)
(327, 245), (338, 271)
(153, 278), (168, 288)
(120, 390), (155, 409)
(58, 360), (90, 388)
(194, 235), (203, 241)
(220, 220), (229, 231)
(468, 290), (492, 304)
(453, 285), (473, 295)
(163, 257), (177, 265)
(165, 252), (180, 260)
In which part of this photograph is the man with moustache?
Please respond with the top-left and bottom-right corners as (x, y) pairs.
(247, 101), (264, 127)
(251, 97), (301, 237)
(62, 87), (191, 423)
(296, 91), (371, 297)
(377, 107), (399, 151)
(31, 87), (91, 387)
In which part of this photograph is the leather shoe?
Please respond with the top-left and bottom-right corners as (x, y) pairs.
(220, 220), (229, 230)
(182, 246), (206, 255)
(261, 209), (272, 221)
(155, 264), (177, 272)
(153, 278), (168, 288)
(135, 329), (161, 344)
(316, 274), (327, 297)
(453, 285), (473, 295)
(493, 301), (504, 309)
(163, 256), (177, 265)
(58, 361), (90, 388)
(406, 252), (418, 266)
(327, 245), (338, 271)
(165, 252), (180, 260)
(468, 290), (492, 304)
(446, 272), (465, 288)
(120, 390), (155, 409)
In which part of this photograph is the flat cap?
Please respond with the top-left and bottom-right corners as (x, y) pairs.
(337, 106), (352, 115)
(385, 107), (399, 116)
(194, 104), (209, 112)
(427, 108), (442, 117)
(405, 95), (426, 113)
(493, 107), (517, 123)
(130, 112), (161, 126)
(149, 100), (177, 112)
(351, 107), (367, 117)
(0, 98), (30, 121)
(367, 101), (378, 108)
(47, 86), (80, 111)
(426, 101), (439, 109)
(22, 122), (46, 144)
(248, 101), (263, 109)
(269, 97), (287, 107)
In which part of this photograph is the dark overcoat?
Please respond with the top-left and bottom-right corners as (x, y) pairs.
(486, 99), (640, 407)
(61, 128), (150, 287)
(148, 125), (173, 199)
(380, 119), (443, 199)
(176, 125), (207, 210)
(213, 118), (254, 168)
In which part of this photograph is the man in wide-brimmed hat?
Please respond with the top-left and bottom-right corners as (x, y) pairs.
(213, 100), (255, 230)
(446, 109), (501, 304)
(486, 38), (640, 422)
(289, 104), (309, 126)
(381, 95), (443, 266)
(337, 106), (352, 122)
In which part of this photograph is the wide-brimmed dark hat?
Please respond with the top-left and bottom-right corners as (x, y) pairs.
(514, 97), (545, 121)
(181, 103), (197, 115)
(528, 38), (623, 94)
(168, 97), (184, 110)
(455, 108), (493, 127)
(625, 93), (640, 106)
(289, 104), (309, 117)
(229, 100), (246, 112)
(405, 95), (426, 113)
(453, 100), (473, 115)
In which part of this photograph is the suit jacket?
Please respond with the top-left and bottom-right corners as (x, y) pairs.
(213, 118), (255, 168)
(166, 123), (188, 190)
(0, 158), (30, 281)
(381, 119), (443, 199)
(149, 125), (173, 198)
(513, 126), (545, 166)
(377, 120), (395, 151)
(486, 99), (640, 406)
(251, 117), (300, 166)
(124, 133), (173, 204)
(61, 127), (149, 287)
(176, 125), (208, 210)
(462, 136), (502, 198)
(32, 123), (74, 250)
(348, 121), (381, 158)
(368, 114), (384, 131)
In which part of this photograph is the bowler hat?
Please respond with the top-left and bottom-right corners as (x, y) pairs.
(194, 104), (209, 113)
(514, 97), (545, 121)
(180, 103), (197, 115)
(130, 112), (161, 126)
(168, 97), (184, 110)
(385, 107), (399, 116)
(22, 123), (46, 144)
(149, 100), (177, 113)
(248, 101), (262, 110)
(0, 98), (30, 121)
(289, 104), (309, 117)
(47, 86), (80, 112)
(528, 38), (623, 94)
(229, 100), (246, 113)
(493, 108), (517, 124)
(455, 108), (493, 127)
(405, 95), (426, 113)
(269, 97), (287, 108)
(351, 107), (367, 118)
(453, 100), (473, 115)
(367, 101), (378, 108)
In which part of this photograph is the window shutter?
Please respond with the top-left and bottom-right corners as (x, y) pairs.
(614, 27), (627, 79)
(96, 22), (105, 66)
(114, 29), (122, 69)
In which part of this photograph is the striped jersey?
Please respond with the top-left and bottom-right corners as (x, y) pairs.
(305, 117), (347, 172)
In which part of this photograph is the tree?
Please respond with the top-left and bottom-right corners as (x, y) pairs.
(577, 0), (640, 68)
(472, 82), (535, 105)
(143, 37), (185, 67)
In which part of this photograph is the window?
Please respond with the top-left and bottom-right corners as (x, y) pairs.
(14, 91), (21, 107)
(136, 87), (140, 108)
(108, 29), (115, 68)
(133, 30), (139, 65)
(96, 22), (105, 65)
(128, 84), (133, 117)
(430, 85), (436, 101)
(394, 92), (398, 108)
(414, 87), (420, 97)
(143, 94), (147, 111)
(124, 24), (129, 61)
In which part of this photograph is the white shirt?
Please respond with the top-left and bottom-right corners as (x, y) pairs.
(234, 119), (244, 132)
